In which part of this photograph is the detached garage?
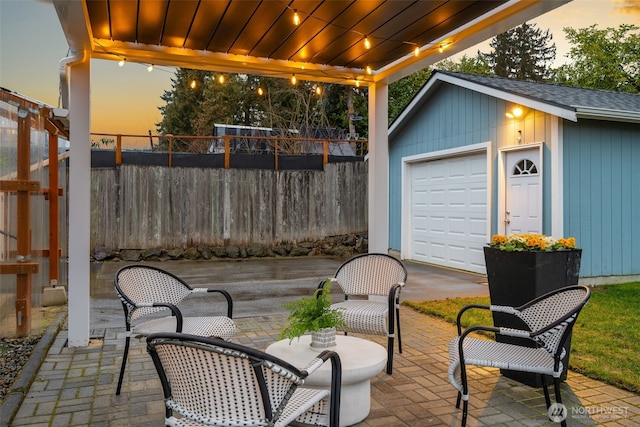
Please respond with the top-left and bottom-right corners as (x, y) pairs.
(388, 71), (640, 284)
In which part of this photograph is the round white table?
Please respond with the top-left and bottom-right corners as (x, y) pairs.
(266, 334), (387, 427)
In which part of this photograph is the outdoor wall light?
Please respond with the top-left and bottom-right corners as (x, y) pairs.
(506, 106), (523, 119)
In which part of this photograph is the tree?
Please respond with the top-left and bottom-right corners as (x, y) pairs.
(157, 68), (211, 137)
(388, 68), (431, 123)
(554, 24), (639, 93)
(436, 54), (491, 76)
(484, 22), (556, 81)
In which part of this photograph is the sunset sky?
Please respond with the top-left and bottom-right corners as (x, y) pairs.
(1, 0), (639, 138)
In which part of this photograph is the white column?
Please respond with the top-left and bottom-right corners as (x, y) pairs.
(367, 82), (389, 253)
(68, 57), (91, 347)
(550, 116), (563, 237)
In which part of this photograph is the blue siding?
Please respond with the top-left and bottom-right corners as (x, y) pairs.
(563, 120), (640, 277)
(389, 85), (500, 250)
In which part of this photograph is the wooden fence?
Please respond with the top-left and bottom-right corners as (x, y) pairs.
(90, 161), (367, 251)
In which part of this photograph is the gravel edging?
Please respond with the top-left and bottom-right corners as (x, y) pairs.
(0, 308), (67, 426)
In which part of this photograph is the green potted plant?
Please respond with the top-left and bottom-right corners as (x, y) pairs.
(278, 279), (346, 348)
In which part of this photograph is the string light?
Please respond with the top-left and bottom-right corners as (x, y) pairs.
(218, 74), (225, 84)
(355, 80), (360, 88)
(291, 74), (297, 85)
(118, 58), (125, 67)
(364, 36), (371, 50)
(366, 66), (372, 75)
(414, 46), (420, 57)
(315, 85), (322, 95)
(257, 87), (264, 96)
(293, 10), (300, 25)
(190, 80), (197, 89)
(147, 64), (154, 72)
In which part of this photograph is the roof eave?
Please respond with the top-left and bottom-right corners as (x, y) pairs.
(575, 107), (640, 124)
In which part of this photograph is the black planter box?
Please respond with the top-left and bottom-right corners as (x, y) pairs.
(483, 246), (582, 386)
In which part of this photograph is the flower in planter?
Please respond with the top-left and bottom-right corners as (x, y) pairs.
(488, 233), (578, 252)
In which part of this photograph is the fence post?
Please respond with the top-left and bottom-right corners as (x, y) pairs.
(116, 134), (122, 165)
(224, 136), (230, 168)
(323, 140), (329, 165)
(169, 135), (173, 167)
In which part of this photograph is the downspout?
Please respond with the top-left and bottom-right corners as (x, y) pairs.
(59, 49), (85, 109)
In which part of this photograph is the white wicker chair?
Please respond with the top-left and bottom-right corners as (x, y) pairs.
(448, 285), (591, 427)
(114, 265), (236, 395)
(146, 332), (342, 427)
(321, 253), (407, 374)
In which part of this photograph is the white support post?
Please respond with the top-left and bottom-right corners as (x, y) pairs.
(550, 116), (563, 237)
(67, 57), (91, 347)
(367, 82), (389, 253)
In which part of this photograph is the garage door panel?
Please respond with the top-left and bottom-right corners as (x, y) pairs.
(410, 152), (487, 274)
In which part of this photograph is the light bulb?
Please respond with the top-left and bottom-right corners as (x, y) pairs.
(315, 86), (322, 95)
(293, 10), (300, 25)
(291, 74), (297, 85)
(118, 59), (125, 67)
(366, 66), (372, 75)
(355, 80), (360, 88)
(512, 107), (523, 117)
(218, 74), (225, 84)
(190, 80), (197, 89)
(257, 87), (264, 96)
(147, 64), (154, 72)
(364, 36), (371, 50)
(414, 46), (420, 57)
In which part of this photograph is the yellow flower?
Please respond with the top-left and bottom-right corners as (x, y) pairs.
(488, 233), (578, 252)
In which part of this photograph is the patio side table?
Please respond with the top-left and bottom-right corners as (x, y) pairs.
(266, 335), (387, 427)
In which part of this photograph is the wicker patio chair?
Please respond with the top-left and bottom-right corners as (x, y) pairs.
(146, 332), (342, 427)
(320, 253), (408, 374)
(448, 285), (591, 427)
(114, 265), (236, 395)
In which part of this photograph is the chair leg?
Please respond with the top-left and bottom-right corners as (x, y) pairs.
(461, 399), (468, 426)
(116, 335), (130, 395)
(541, 375), (551, 408)
(386, 336), (394, 374)
(396, 306), (402, 354)
(554, 378), (567, 427)
(456, 391), (462, 408)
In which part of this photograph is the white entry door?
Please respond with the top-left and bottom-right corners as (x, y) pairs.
(505, 149), (542, 234)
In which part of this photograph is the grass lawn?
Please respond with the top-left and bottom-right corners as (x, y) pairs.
(403, 282), (640, 393)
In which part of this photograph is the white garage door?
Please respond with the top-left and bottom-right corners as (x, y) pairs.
(410, 153), (487, 274)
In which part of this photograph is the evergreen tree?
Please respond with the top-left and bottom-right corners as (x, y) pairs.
(436, 54), (491, 75)
(484, 23), (556, 81)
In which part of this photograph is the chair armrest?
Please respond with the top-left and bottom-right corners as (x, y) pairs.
(137, 302), (184, 332)
(192, 288), (234, 318)
(314, 350), (342, 427)
(455, 304), (490, 335)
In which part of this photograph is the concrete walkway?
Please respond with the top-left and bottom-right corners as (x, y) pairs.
(5, 258), (640, 426)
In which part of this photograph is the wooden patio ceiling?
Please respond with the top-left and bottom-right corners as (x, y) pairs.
(53, 0), (568, 85)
